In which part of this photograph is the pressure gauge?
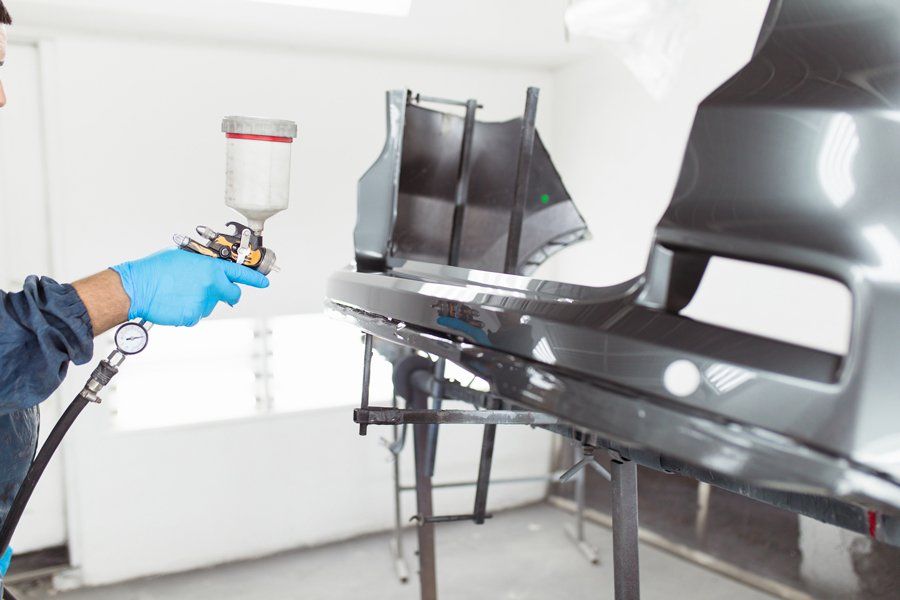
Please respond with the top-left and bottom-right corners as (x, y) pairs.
(114, 322), (149, 355)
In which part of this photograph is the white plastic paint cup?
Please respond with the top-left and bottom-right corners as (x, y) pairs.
(222, 116), (298, 233)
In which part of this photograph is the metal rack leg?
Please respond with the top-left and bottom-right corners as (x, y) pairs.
(611, 456), (640, 600)
(412, 389), (438, 600)
(564, 445), (600, 564)
(472, 399), (499, 524)
(390, 392), (410, 584)
(424, 359), (445, 477)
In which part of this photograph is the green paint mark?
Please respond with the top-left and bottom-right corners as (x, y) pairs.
(540, 193), (550, 205)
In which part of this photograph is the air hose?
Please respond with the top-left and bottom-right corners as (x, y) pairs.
(0, 323), (147, 599)
(0, 395), (91, 556)
(0, 394), (92, 600)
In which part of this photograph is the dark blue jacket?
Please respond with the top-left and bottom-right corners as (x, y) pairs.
(0, 276), (93, 525)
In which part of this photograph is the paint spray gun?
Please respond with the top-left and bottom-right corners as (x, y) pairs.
(174, 116), (298, 274)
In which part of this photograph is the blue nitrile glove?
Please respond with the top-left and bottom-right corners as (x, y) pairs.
(112, 249), (269, 326)
(0, 546), (12, 578)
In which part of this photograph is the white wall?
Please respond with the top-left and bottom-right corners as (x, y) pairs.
(31, 35), (557, 586)
(544, 0), (772, 287)
(45, 37), (555, 315)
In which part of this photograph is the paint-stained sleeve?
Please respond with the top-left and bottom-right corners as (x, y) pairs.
(0, 276), (94, 413)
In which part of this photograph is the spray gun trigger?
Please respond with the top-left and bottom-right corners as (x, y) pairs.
(235, 227), (252, 268)
(225, 221), (261, 244)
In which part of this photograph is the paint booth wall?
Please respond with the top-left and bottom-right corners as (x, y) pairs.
(34, 35), (558, 586)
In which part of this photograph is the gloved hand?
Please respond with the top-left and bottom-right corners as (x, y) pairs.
(0, 546), (11, 578)
(112, 249), (269, 326)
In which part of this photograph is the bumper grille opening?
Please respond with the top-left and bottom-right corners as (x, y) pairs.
(680, 257), (852, 356)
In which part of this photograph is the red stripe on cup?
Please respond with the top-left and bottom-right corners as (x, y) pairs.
(226, 133), (293, 143)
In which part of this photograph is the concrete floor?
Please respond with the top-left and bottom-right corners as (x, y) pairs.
(20, 504), (773, 600)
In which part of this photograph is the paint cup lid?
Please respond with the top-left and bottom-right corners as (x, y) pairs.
(222, 116), (298, 139)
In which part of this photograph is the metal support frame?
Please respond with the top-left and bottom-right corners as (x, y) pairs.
(382, 384), (564, 588)
(472, 399), (498, 525)
(356, 407), (559, 426)
(389, 392), (410, 584)
(411, 384), (438, 600)
(611, 454), (640, 600)
(358, 333), (374, 436)
(504, 86), (540, 274)
(424, 359), (445, 477)
(426, 96), (479, 479)
(373, 368), (642, 598)
(355, 87), (646, 599)
(411, 93), (484, 109)
(448, 98), (478, 266)
(566, 464), (600, 564)
(561, 444), (609, 565)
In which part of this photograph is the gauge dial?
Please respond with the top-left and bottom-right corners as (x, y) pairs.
(114, 322), (149, 355)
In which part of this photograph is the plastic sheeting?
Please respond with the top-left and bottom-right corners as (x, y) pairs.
(564, 0), (695, 99)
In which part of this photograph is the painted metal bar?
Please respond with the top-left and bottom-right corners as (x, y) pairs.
(503, 87), (540, 275)
(399, 473), (560, 492)
(355, 407), (559, 426)
(472, 399), (500, 525)
(358, 333), (374, 436)
(426, 98), (477, 478)
(575, 448), (587, 543)
(412, 388), (438, 600)
(560, 445), (601, 564)
(389, 391), (410, 584)
(611, 457), (640, 600)
(424, 359), (446, 478)
(423, 513), (493, 524)
(448, 99), (479, 266)
(412, 93), (484, 109)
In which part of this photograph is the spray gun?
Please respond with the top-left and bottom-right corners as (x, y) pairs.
(174, 116), (298, 274)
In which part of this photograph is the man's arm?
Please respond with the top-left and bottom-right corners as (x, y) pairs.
(71, 269), (130, 336)
(74, 248), (273, 335)
(0, 249), (269, 413)
(0, 277), (94, 412)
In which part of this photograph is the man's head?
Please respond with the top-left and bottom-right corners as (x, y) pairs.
(0, 1), (10, 108)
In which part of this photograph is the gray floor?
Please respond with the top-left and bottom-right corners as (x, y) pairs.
(20, 503), (773, 599)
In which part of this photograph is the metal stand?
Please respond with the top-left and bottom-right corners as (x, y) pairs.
(358, 333), (374, 436)
(389, 392), (410, 584)
(611, 453), (640, 600)
(411, 385), (438, 600)
(365, 372), (643, 599)
(560, 444), (610, 565)
(424, 95), (478, 480)
(352, 87), (647, 600)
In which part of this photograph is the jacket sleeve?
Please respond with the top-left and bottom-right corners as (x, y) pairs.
(0, 276), (94, 413)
